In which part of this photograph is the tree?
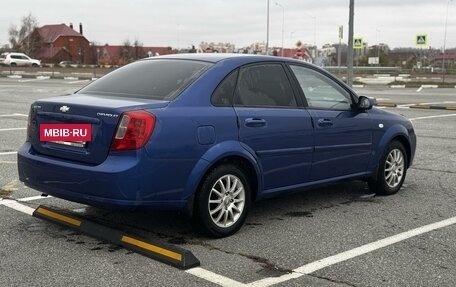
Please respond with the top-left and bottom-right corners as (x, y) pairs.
(120, 39), (144, 65)
(120, 40), (134, 65)
(9, 13), (41, 56)
(133, 39), (143, 60)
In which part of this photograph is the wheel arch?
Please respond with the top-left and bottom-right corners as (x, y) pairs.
(182, 141), (262, 213)
(369, 124), (413, 180)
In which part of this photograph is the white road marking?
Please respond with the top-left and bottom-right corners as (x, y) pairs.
(4, 193), (455, 287)
(0, 152), (17, 156)
(416, 101), (456, 105)
(186, 268), (247, 287)
(0, 199), (35, 215)
(18, 195), (52, 202)
(410, 113), (456, 121)
(18, 78), (48, 83)
(0, 113), (28, 117)
(247, 216), (456, 287)
(0, 127), (26, 132)
(68, 80), (90, 84)
(416, 87), (423, 92)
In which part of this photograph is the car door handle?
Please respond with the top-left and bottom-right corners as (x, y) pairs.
(245, 118), (266, 127)
(317, 118), (333, 127)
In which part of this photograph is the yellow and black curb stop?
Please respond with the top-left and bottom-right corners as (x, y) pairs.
(33, 205), (200, 270)
(410, 105), (456, 110)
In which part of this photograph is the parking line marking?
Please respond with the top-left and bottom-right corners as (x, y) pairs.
(410, 113), (456, 121)
(0, 113), (28, 117)
(18, 78), (48, 83)
(0, 128), (26, 132)
(0, 199), (35, 215)
(68, 80), (90, 84)
(247, 216), (456, 287)
(0, 152), (17, 156)
(18, 195), (53, 202)
(4, 196), (455, 286)
(186, 267), (247, 287)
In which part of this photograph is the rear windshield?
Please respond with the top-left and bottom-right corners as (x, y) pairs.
(78, 59), (212, 100)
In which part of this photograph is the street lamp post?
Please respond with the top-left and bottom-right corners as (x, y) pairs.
(347, 0), (355, 87)
(304, 13), (317, 58)
(442, 0), (453, 83)
(266, 0), (270, 55)
(275, 2), (285, 57)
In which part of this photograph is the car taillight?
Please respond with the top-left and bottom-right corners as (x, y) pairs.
(110, 110), (155, 151)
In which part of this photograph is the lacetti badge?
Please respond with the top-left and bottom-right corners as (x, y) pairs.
(40, 124), (92, 142)
(60, 106), (70, 113)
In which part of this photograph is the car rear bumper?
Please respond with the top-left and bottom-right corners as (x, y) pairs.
(17, 143), (188, 210)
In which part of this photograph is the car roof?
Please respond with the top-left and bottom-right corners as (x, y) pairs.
(142, 53), (311, 66)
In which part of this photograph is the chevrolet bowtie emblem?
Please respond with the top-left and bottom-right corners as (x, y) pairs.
(60, 106), (70, 113)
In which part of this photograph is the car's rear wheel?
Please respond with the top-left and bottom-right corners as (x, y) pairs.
(369, 141), (407, 195)
(193, 164), (251, 237)
(10, 63), (17, 67)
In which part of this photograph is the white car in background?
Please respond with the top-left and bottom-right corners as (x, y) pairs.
(0, 52), (41, 67)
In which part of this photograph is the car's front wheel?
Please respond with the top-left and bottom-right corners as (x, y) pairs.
(369, 141), (407, 195)
(193, 164), (251, 237)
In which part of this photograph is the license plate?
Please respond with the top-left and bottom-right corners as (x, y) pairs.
(40, 124), (92, 142)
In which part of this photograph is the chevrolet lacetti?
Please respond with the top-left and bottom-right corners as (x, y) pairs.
(18, 54), (416, 237)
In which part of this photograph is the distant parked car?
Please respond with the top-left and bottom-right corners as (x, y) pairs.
(0, 52), (41, 67)
(18, 54), (416, 237)
(58, 61), (73, 67)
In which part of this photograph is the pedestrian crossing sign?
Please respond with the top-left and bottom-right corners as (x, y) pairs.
(416, 34), (427, 46)
(353, 38), (363, 49)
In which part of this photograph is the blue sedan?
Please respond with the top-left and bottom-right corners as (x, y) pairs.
(18, 54), (416, 237)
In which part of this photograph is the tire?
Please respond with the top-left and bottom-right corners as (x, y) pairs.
(368, 141), (407, 195)
(10, 63), (17, 67)
(193, 164), (251, 238)
(32, 63), (38, 67)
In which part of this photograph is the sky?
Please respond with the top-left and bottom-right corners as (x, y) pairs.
(0, 0), (455, 50)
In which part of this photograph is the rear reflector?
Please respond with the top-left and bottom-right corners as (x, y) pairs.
(110, 110), (155, 151)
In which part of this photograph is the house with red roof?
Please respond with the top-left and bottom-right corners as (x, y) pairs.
(34, 23), (91, 64)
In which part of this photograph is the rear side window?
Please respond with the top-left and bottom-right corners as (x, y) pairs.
(234, 64), (297, 107)
(211, 69), (238, 106)
(78, 59), (212, 100)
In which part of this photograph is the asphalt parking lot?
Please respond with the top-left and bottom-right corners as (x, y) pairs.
(1, 77), (455, 286)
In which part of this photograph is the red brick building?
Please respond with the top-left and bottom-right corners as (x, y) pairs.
(35, 23), (91, 64)
(93, 44), (176, 66)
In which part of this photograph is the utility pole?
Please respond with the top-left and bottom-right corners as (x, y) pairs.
(347, 0), (354, 87)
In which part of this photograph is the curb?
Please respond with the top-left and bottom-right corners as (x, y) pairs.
(409, 105), (456, 110)
(376, 103), (397, 107)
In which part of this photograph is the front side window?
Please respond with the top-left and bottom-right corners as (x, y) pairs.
(290, 65), (352, 110)
(78, 59), (212, 100)
(234, 64), (297, 108)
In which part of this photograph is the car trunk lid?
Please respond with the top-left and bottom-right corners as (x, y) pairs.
(28, 94), (168, 165)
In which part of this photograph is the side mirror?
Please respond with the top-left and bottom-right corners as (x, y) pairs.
(357, 96), (374, 110)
